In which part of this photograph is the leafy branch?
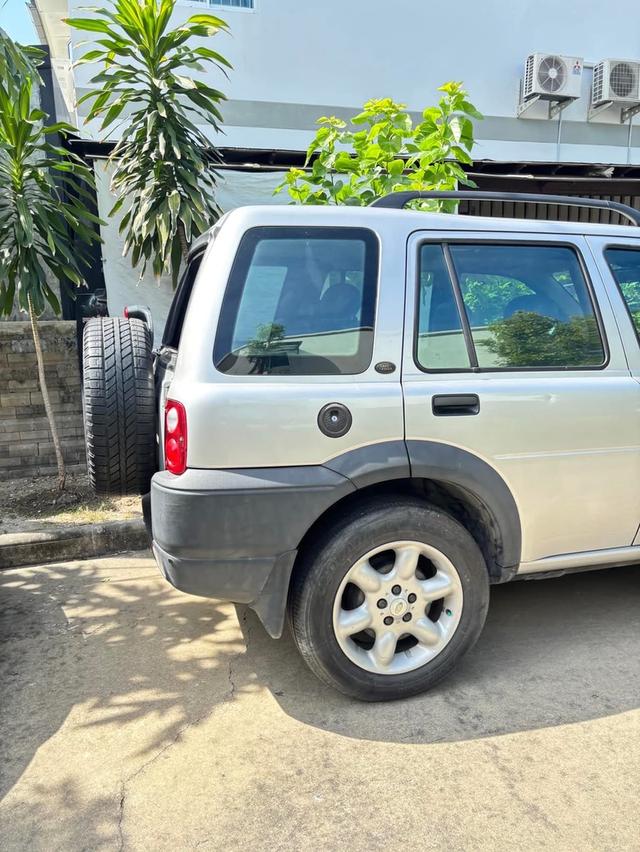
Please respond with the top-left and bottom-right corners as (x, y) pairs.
(276, 83), (482, 210)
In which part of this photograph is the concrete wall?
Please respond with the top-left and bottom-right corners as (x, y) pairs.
(67, 0), (640, 164)
(0, 322), (86, 479)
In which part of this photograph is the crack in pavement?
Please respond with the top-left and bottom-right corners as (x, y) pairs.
(116, 712), (210, 851)
(116, 614), (253, 849)
(117, 779), (125, 852)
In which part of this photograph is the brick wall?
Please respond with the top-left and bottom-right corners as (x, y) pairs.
(0, 321), (86, 478)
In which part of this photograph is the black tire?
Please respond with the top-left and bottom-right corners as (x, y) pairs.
(289, 497), (490, 701)
(82, 317), (157, 496)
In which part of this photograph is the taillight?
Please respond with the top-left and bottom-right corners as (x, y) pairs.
(164, 399), (187, 475)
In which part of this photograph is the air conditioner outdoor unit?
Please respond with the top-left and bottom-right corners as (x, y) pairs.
(592, 59), (640, 106)
(522, 52), (583, 101)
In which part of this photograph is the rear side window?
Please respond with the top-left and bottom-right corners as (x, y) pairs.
(214, 227), (379, 375)
(416, 243), (606, 370)
(162, 252), (203, 349)
(604, 248), (640, 338)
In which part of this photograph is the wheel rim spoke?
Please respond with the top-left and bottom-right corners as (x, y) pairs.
(369, 630), (397, 668)
(419, 570), (455, 602)
(350, 560), (382, 593)
(336, 604), (372, 639)
(394, 544), (421, 581)
(410, 617), (441, 646)
(333, 539), (464, 676)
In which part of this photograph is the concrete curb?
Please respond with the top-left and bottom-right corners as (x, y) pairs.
(0, 519), (149, 570)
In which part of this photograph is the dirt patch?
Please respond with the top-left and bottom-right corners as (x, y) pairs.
(0, 473), (142, 535)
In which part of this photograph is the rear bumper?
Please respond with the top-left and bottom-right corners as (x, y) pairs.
(148, 466), (354, 637)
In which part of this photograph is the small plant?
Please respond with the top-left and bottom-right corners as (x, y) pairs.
(68, 0), (232, 285)
(0, 32), (101, 491)
(276, 84), (482, 209)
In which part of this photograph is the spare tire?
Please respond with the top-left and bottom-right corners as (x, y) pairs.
(82, 317), (157, 495)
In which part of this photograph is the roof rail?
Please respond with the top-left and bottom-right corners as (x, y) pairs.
(369, 190), (640, 227)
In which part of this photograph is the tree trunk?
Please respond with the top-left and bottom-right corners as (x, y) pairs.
(28, 296), (66, 493)
(177, 220), (189, 261)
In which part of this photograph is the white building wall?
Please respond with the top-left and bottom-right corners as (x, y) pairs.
(67, 0), (640, 164)
(94, 161), (287, 340)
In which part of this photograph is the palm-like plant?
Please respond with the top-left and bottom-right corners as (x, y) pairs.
(68, 0), (231, 285)
(0, 38), (101, 491)
(0, 27), (42, 85)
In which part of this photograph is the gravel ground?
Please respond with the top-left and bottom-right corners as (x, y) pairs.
(0, 473), (141, 535)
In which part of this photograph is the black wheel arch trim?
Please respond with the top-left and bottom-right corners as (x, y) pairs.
(404, 439), (521, 571)
(323, 440), (411, 488)
(321, 439), (521, 575)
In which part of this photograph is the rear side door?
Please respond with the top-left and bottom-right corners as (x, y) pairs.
(402, 230), (640, 565)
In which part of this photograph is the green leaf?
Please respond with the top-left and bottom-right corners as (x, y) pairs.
(185, 13), (228, 28)
(65, 17), (117, 34)
(460, 100), (483, 120)
(100, 100), (126, 129)
(76, 48), (108, 63)
(168, 189), (180, 223)
(193, 46), (232, 69)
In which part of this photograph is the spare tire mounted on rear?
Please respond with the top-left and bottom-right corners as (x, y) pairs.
(82, 317), (157, 495)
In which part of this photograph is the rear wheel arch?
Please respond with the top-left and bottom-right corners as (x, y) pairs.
(292, 442), (521, 586)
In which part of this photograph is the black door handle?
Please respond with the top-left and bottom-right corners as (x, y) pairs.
(432, 394), (480, 416)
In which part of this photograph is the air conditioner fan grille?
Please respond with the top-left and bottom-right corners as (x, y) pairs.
(610, 62), (636, 98)
(537, 55), (567, 94)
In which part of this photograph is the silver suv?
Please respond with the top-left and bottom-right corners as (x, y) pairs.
(82, 191), (640, 701)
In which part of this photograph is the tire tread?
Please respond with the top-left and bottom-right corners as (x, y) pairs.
(82, 317), (156, 496)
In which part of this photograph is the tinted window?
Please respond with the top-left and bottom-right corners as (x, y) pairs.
(416, 243), (605, 370)
(604, 248), (640, 338)
(162, 253), (203, 348)
(416, 245), (471, 369)
(215, 227), (378, 375)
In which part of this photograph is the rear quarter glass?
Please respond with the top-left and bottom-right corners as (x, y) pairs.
(213, 226), (380, 376)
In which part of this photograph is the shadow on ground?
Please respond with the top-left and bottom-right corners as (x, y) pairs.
(1, 556), (638, 823)
(238, 565), (640, 743)
(0, 554), (238, 804)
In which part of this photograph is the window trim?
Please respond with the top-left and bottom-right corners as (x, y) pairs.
(441, 243), (479, 369)
(162, 248), (205, 349)
(213, 225), (380, 376)
(603, 243), (640, 346)
(413, 238), (610, 374)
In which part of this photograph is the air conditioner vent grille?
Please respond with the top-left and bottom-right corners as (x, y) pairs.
(524, 55), (535, 98)
(592, 62), (605, 104)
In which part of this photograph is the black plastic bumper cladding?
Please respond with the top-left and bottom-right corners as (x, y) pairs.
(148, 441), (521, 637)
(150, 466), (355, 637)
